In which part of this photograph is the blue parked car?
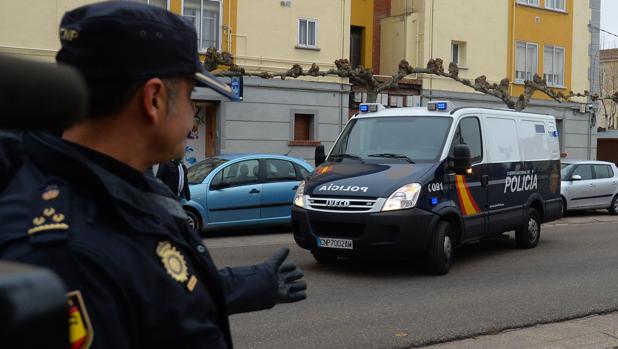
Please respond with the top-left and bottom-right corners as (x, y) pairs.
(183, 154), (314, 232)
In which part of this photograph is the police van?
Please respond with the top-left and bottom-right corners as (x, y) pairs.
(291, 101), (562, 274)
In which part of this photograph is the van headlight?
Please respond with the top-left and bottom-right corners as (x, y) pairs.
(293, 180), (306, 208)
(381, 183), (422, 211)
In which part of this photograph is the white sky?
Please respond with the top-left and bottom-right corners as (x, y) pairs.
(601, 0), (618, 49)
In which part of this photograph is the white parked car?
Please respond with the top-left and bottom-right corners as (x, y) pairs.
(560, 160), (618, 216)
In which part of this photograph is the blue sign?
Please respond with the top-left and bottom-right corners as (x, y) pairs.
(231, 76), (243, 101)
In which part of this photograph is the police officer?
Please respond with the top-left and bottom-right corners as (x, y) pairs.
(0, 2), (306, 348)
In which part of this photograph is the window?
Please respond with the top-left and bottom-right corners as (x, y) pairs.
(515, 41), (538, 82)
(572, 165), (593, 180)
(517, 0), (539, 5)
(451, 41), (466, 66)
(450, 117), (483, 164)
(594, 165), (613, 179)
(183, 0), (220, 51)
(543, 46), (565, 87)
(298, 19), (317, 48)
(127, 0), (168, 8)
(187, 157), (229, 184)
(350, 26), (363, 68)
(295, 164), (311, 179)
(294, 114), (314, 141)
(211, 160), (259, 188)
(545, 0), (566, 11)
(266, 159), (297, 181)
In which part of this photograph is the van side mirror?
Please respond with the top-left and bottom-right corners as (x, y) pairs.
(570, 174), (582, 181)
(315, 145), (326, 167)
(451, 145), (472, 175)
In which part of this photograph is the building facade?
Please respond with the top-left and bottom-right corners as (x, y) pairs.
(0, 0), (352, 163)
(378, 0), (600, 160)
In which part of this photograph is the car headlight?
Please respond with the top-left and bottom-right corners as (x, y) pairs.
(293, 180), (306, 208)
(381, 183), (422, 211)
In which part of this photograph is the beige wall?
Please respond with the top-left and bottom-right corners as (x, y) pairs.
(234, 0), (349, 73)
(571, 0), (592, 104)
(0, 0), (94, 61)
(421, 0), (509, 93)
(380, 13), (421, 75)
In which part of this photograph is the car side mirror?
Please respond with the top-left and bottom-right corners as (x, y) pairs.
(570, 174), (582, 181)
(315, 145), (326, 167)
(451, 145), (472, 175)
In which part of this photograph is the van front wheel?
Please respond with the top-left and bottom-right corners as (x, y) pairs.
(515, 208), (540, 249)
(424, 221), (453, 275)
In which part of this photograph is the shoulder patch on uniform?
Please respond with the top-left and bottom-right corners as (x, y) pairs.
(67, 290), (93, 349)
(28, 183), (71, 244)
(156, 241), (189, 283)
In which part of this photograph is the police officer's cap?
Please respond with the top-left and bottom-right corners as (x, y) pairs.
(56, 1), (237, 100)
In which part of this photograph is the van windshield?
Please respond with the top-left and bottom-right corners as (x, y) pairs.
(328, 116), (453, 163)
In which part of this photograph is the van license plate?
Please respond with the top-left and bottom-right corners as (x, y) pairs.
(317, 237), (353, 250)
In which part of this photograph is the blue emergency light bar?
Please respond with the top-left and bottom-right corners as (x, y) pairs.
(427, 101), (452, 112)
(358, 103), (385, 113)
(359, 104), (369, 112)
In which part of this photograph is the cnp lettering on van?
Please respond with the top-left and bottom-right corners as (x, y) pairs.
(292, 101), (562, 274)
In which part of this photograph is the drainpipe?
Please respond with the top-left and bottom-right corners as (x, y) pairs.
(340, 0), (345, 132)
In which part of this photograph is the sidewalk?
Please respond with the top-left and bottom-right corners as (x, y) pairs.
(418, 211), (618, 349)
(418, 312), (618, 349)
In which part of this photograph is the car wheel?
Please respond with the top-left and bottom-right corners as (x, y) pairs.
(560, 198), (567, 217)
(311, 250), (338, 265)
(185, 209), (201, 232)
(609, 195), (618, 216)
(515, 208), (540, 249)
(424, 221), (453, 275)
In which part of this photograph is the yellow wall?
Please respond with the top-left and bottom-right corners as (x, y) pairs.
(0, 0), (93, 61)
(234, 0), (350, 73)
(422, 0), (510, 93)
(507, 0), (574, 99)
(351, 0), (373, 69)
(570, 0), (591, 103)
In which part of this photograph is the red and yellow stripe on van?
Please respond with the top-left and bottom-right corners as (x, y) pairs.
(455, 175), (481, 216)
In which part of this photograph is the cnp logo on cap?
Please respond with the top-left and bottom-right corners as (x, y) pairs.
(59, 28), (79, 42)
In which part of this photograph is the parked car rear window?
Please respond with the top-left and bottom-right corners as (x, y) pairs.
(187, 157), (229, 184)
(594, 165), (613, 179)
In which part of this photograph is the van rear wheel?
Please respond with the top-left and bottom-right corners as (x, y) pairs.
(424, 221), (453, 275)
(515, 208), (540, 249)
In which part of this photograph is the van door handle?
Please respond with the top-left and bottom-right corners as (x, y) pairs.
(249, 189), (260, 194)
(481, 175), (489, 187)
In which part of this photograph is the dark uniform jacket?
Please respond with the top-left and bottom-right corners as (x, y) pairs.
(156, 159), (191, 200)
(0, 132), (279, 349)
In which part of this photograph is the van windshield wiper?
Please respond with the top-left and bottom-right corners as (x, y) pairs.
(368, 153), (415, 163)
(329, 153), (364, 162)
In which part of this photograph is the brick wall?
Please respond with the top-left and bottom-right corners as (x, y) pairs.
(372, 0), (391, 74)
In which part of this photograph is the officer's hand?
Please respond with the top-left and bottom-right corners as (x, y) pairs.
(265, 247), (307, 303)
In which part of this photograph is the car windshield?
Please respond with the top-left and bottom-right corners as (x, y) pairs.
(328, 116), (452, 163)
(187, 157), (229, 184)
(560, 164), (575, 180)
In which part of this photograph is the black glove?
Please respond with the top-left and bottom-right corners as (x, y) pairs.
(265, 247), (307, 303)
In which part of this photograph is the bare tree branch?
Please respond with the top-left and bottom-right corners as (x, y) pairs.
(208, 52), (599, 112)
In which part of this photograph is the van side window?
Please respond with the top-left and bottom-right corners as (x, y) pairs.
(450, 117), (483, 163)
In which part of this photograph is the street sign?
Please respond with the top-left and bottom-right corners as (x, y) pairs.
(231, 76), (243, 101)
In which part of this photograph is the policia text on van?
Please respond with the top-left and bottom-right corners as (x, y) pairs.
(291, 102), (562, 274)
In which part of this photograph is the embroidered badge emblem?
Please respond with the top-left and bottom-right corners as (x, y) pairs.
(156, 241), (189, 283)
(67, 290), (93, 349)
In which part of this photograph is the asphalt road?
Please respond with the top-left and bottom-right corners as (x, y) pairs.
(206, 217), (618, 349)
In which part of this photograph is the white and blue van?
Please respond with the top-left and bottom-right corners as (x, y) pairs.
(292, 102), (562, 274)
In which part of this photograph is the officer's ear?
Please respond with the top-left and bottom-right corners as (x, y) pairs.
(141, 78), (167, 124)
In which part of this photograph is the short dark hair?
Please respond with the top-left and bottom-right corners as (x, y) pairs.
(86, 78), (183, 118)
